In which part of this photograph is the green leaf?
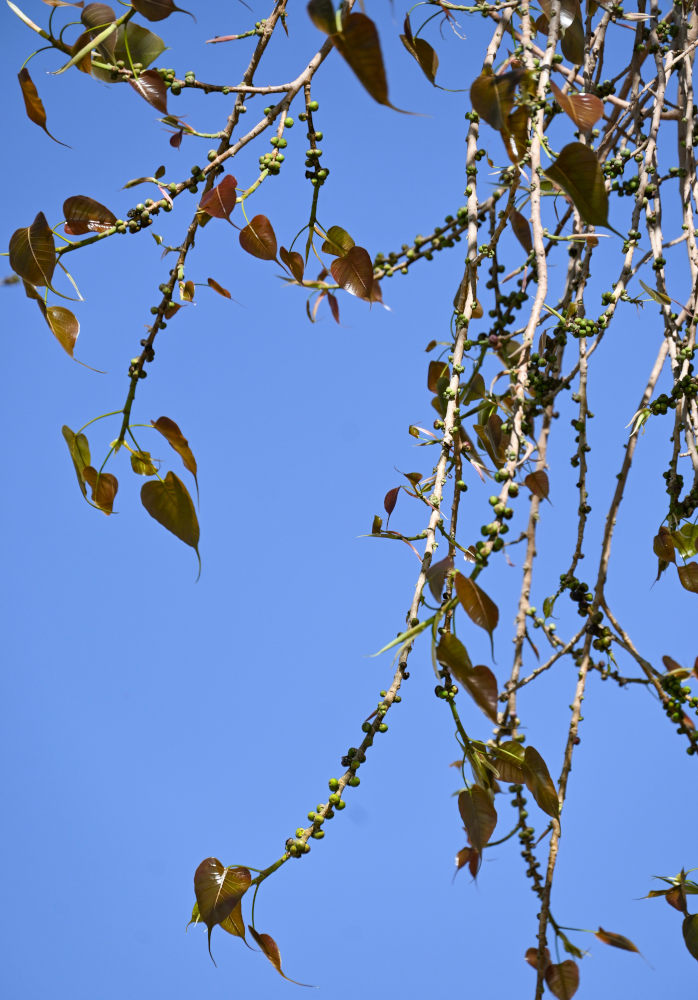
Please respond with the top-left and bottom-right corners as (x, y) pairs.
(683, 914), (698, 961)
(193, 858), (251, 963)
(199, 175), (238, 221)
(239, 215), (278, 261)
(321, 225), (355, 257)
(62, 425), (91, 497)
(544, 142), (611, 229)
(545, 960), (579, 999)
(671, 523), (698, 559)
(458, 784), (497, 853)
(9, 212), (56, 287)
(129, 69), (168, 112)
(330, 245), (374, 300)
(113, 22), (166, 69)
(63, 194), (116, 234)
(130, 450), (157, 475)
(141, 471), (200, 567)
(489, 741), (526, 782)
(454, 573), (499, 652)
(83, 466), (118, 514)
(331, 13), (403, 111)
(594, 927), (640, 954)
(639, 279), (671, 306)
(17, 68), (68, 146)
(248, 926), (313, 986)
(523, 745), (559, 819)
(470, 68), (522, 132)
(150, 416), (197, 484)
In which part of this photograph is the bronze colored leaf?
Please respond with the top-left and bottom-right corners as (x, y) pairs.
(81, 2), (115, 29)
(683, 914), (698, 961)
(523, 745), (559, 819)
(436, 634), (498, 721)
(667, 885), (688, 913)
(193, 858), (251, 962)
(384, 486), (400, 522)
(69, 29), (96, 73)
(595, 927), (640, 953)
(426, 554), (454, 601)
(653, 526), (675, 563)
(248, 927), (312, 985)
(454, 572), (499, 646)
(332, 13), (399, 110)
(327, 291), (340, 323)
(545, 960), (579, 1000)
(62, 425), (91, 497)
(280, 246), (304, 281)
(44, 305), (79, 358)
(458, 785), (497, 853)
(239, 215), (278, 261)
(544, 142), (610, 229)
(132, 0), (193, 21)
(141, 471), (200, 563)
(510, 208), (532, 253)
(524, 470), (550, 501)
(428, 359), (449, 393)
(455, 845), (480, 877)
(63, 194), (116, 234)
(470, 68), (521, 132)
(400, 15), (438, 86)
(130, 450), (157, 475)
(83, 466), (118, 514)
(321, 225), (355, 257)
(220, 899), (246, 938)
(525, 945), (551, 971)
(151, 416), (197, 482)
(491, 741), (526, 783)
(129, 69), (168, 112)
(330, 246), (374, 300)
(18, 69), (67, 146)
(503, 105), (529, 162)
(677, 562), (698, 593)
(307, 0), (337, 34)
(550, 80), (603, 131)
(199, 175), (238, 221)
(9, 212), (56, 287)
(207, 277), (231, 299)
(179, 279), (195, 301)
(561, 13), (584, 65)
(474, 412), (509, 467)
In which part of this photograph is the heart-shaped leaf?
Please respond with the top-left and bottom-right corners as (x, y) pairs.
(62, 425), (91, 497)
(199, 175), (238, 221)
(545, 960), (579, 999)
(18, 68), (68, 146)
(523, 745), (559, 818)
(330, 245), (374, 300)
(677, 562), (698, 593)
(550, 80), (603, 131)
(470, 68), (522, 133)
(141, 471), (200, 567)
(400, 14), (438, 85)
(9, 212), (56, 287)
(83, 466), (118, 514)
(239, 215), (278, 261)
(321, 225), (355, 257)
(130, 450), (157, 475)
(132, 0), (193, 21)
(683, 914), (698, 961)
(63, 195), (116, 234)
(524, 470), (550, 501)
(44, 305), (80, 358)
(544, 142), (610, 229)
(509, 208), (532, 253)
(280, 246), (304, 281)
(458, 785), (497, 853)
(454, 573), (499, 650)
(193, 858), (251, 962)
(150, 416), (197, 485)
(129, 69), (168, 112)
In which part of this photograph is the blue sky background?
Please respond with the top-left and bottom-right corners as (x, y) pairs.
(1, 2), (697, 998)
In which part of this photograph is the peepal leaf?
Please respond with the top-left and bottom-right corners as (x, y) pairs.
(280, 246), (304, 281)
(470, 69), (520, 132)
(595, 927), (640, 953)
(44, 305), (80, 358)
(132, 0), (193, 20)
(9, 212), (56, 287)
(248, 927), (312, 986)
(400, 15), (438, 85)
(639, 279), (671, 306)
(436, 634), (498, 722)
(239, 215), (278, 261)
(151, 416), (197, 485)
(130, 450), (157, 475)
(544, 142), (611, 229)
(523, 745), (559, 818)
(113, 23), (166, 68)
(141, 472), (200, 565)
(321, 225), (355, 257)
(454, 572), (499, 650)
(307, 0), (337, 34)
(683, 914), (698, 961)
(384, 486), (400, 523)
(129, 69), (168, 112)
(458, 785), (497, 853)
(545, 960), (579, 999)
(83, 466), (118, 514)
(509, 208), (532, 253)
(330, 246), (374, 300)
(426, 554), (453, 601)
(199, 175), (238, 221)
(332, 13), (404, 111)
(64, 194), (116, 234)
(524, 470), (550, 501)
(207, 277), (231, 299)
(62, 425), (91, 497)
(550, 80), (603, 131)
(18, 69), (67, 146)
(677, 562), (698, 594)
(193, 858), (251, 962)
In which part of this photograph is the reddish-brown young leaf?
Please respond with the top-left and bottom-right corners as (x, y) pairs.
(454, 572), (499, 643)
(132, 0), (193, 21)
(653, 525), (676, 563)
(666, 885), (688, 913)
(170, 128), (184, 148)
(69, 29), (96, 72)
(64, 194), (117, 234)
(327, 292), (340, 324)
(193, 859), (251, 962)
(43, 305), (80, 358)
(426, 554), (454, 601)
(544, 142), (610, 229)
(207, 277), (231, 299)
(470, 68), (521, 132)
(550, 80), (604, 131)
(503, 105), (530, 162)
(129, 69), (168, 112)
(509, 208), (533, 253)
(525, 946), (551, 972)
(9, 212), (57, 287)
(491, 741), (526, 783)
(280, 246), (304, 281)
(248, 927), (312, 985)
(525, 470), (550, 501)
(428, 359), (449, 393)
(239, 215), (278, 261)
(523, 745), (560, 819)
(199, 175), (238, 221)
(330, 246), (374, 300)
(151, 416), (197, 483)
(18, 69), (67, 146)
(384, 486), (400, 522)
(62, 425), (91, 497)
(81, 2), (115, 29)
(683, 914), (698, 961)
(83, 467), (118, 514)
(331, 13), (395, 108)
(458, 785), (497, 853)
(677, 562), (698, 593)
(455, 845), (478, 876)
(545, 960), (580, 999)
(400, 14), (439, 85)
(594, 927), (640, 953)
(436, 633), (498, 721)
(141, 472), (200, 565)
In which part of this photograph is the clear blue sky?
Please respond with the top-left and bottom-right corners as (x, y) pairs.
(1, 2), (696, 998)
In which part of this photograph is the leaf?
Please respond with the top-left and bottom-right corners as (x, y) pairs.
(524, 470), (550, 501)
(490, 741), (526, 783)
(130, 450), (157, 475)
(151, 416), (197, 483)
(671, 523), (698, 559)
(550, 80), (603, 131)
(458, 785), (497, 853)
(193, 858), (251, 962)
(199, 175), (238, 221)
(455, 846), (480, 877)
(306, 0), (337, 34)
(683, 914), (698, 961)
(113, 22), (166, 68)
(83, 466), (118, 514)
(44, 305), (80, 358)
(525, 946), (551, 971)
(503, 105), (530, 162)
(179, 279), (195, 302)
(561, 13), (585, 65)
(248, 927), (312, 986)
(437, 633), (499, 722)
(63, 194), (116, 234)
(207, 277), (231, 299)
(454, 572), (499, 649)
(280, 246), (304, 281)
(129, 69), (168, 112)
(523, 745), (559, 819)
(239, 215), (278, 261)
(321, 225), (355, 257)
(594, 927), (640, 953)
(331, 13), (402, 111)
(474, 413), (509, 467)
(400, 15), (438, 86)
(545, 960), (579, 999)
(141, 471), (200, 565)
(132, 0), (193, 21)
(220, 899), (246, 938)
(428, 359), (449, 393)
(17, 69), (67, 146)
(510, 208), (532, 253)
(470, 68), (521, 132)
(639, 279), (671, 306)
(81, 3), (115, 30)
(677, 562), (698, 594)
(62, 425), (91, 497)
(9, 212), (56, 287)
(384, 486), (400, 523)
(544, 142), (610, 229)
(427, 555), (453, 601)
(330, 246), (374, 300)
(653, 526), (675, 563)
(327, 292), (340, 323)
